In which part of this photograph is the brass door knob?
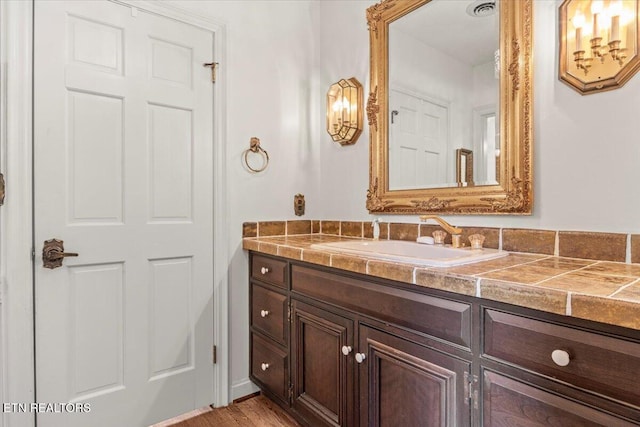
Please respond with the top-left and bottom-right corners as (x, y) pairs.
(43, 239), (78, 269)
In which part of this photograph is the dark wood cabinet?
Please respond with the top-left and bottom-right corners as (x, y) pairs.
(358, 325), (471, 427)
(248, 252), (640, 426)
(291, 300), (355, 427)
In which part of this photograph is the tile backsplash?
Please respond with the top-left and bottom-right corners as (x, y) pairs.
(243, 220), (640, 264)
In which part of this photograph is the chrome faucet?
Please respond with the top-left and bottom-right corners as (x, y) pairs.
(419, 215), (464, 248)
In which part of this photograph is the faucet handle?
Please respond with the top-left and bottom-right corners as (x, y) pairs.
(432, 230), (447, 245)
(468, 234), (485, 249)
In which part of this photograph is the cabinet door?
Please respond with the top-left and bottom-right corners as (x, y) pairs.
(483, 370), (638, 426)
(291, 300), (355, 427)
(359, 325), (471, 427)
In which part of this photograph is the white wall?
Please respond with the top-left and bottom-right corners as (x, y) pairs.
(167, 0), (322, 399)
(317, 0), (640, 233)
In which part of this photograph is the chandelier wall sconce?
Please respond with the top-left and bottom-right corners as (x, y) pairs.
(559, 0), (640, 94)
(326, 77), (363, 145)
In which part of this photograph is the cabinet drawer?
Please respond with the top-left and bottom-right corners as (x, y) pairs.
(483, 370), (638, 426)
(292, 265), (471, 348)
(251, 333), (289, 403)
(251, 283), (287, 346)
(484, 309), (640, 407)
(252, 255), (287, 289)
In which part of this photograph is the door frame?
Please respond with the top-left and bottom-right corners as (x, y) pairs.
(0, 2), (229, 426)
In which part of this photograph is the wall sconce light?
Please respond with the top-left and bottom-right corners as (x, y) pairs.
(560, 0), (640, 94)
(326, 77), (363, 145)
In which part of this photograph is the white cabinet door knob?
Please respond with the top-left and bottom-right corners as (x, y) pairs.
(341, 345), (352, 356)
(261, 363), (270, 371)
(355, 353), (366, 363)
(260, 267), (270, 275)
(551, 349), (571, 367)
(260, 310), (270, 317)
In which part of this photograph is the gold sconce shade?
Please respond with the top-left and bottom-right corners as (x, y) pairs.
(326, 77), (363, 145)
(560, 0), (640, 94)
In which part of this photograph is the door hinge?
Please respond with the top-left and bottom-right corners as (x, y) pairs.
(0, 172), (5, 206)
(464, 372), (479, 409)
(287, 303), (292, 323)
(203, 62), (219, 83)
(213, 345), (217, 364)
(288, 383), (294, 401)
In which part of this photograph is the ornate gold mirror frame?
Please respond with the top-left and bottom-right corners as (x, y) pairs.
(366, 0), (533, 215)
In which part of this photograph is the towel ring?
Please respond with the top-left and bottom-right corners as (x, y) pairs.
(243, 137), (269, 173)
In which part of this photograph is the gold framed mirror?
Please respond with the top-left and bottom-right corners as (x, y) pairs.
(366, 0), (533, 215)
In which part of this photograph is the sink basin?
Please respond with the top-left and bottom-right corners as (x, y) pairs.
(310, 240), (508, 267)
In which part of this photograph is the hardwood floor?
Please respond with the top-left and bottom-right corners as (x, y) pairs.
(164, 394), (302, 427)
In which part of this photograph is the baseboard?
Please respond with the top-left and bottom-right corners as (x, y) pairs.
(231, 378), (260, 401)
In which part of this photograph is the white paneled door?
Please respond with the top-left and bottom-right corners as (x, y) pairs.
(34, 1), (215, 426)
(389, 89), (449, 190)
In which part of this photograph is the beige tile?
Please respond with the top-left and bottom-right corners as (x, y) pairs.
(558, 231), (627, 262)
(277, 246), (302, 260)
(258, 221), (286, 237)
(480, 279), (567, 315)
(243, 222), (258, 238)
(529, 257), (595, 270)
(444, 254), (544, 276)
(632, 235), (640, 264)
(571, 294), (640, 330)
(341, 221), (363, 238)
(389, 223), (419, 242)
(242, 238), (260, 251)
(415, 269), (476, 296)
(582, 262), (640, 278)
(611, 281), (640, 302)
(257, 241), (279, 256)
(503, 228), (556, 255)
(301, 249), (331, 266)
(331, 254), (367, 274)
(536, 271), (635, 296)
(367, 261), (414, 283)
(321, 220), (340, 235)
(287, 220), (311, 235)
(480, 263), (568, 285)
(312, 220), (321, 234)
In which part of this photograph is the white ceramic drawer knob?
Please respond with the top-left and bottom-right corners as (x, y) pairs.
(260, 310), (270, 318)
(341, 345), (353, 356)
(551, 349), (571, 367)
(261, 363), (270, 371)
(355, 353), (366, 363)
(260, 267), (270, 275)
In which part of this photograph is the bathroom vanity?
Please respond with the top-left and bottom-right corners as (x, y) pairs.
(248, 251), (640, 426)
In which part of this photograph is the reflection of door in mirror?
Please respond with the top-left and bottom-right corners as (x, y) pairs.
(389, 88), (449, 190)
(388, 0), (499, 190)
(472, 106), (498, 185)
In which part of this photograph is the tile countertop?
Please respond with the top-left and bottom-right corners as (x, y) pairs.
(243, 234), (640, 331)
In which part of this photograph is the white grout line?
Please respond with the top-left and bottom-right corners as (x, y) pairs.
(626, 233), (632, 264)
(475, 278), (482, 298)
(412, 267), (417, 284)
(609, 277), (640, 298)
(498, 228), (503, 251)
(566, 292), (572, 316)
(554, 231), (559, 257)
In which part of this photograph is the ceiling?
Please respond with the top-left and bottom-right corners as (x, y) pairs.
(390, 0), (499, 67)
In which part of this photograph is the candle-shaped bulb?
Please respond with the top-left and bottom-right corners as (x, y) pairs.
(592, 0), (603, 38)
(610, 0), (622, 41)
(572, 10), (585, 51)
